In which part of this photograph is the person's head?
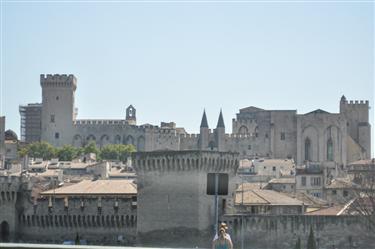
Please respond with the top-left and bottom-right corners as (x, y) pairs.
(219, 222), (228, 231)
(219, 228), (226, 238)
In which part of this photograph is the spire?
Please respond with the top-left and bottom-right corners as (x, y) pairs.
(340, 95), (347, 102)
(217, 109), (225, 128)
(200, 110), (208, 128)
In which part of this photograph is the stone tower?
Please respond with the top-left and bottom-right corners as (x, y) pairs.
(126, 105), (137, 125)
(215, 110), (225, 152)
(199, 110), (209, 150)
(132, 150), (239, 247)
(340, 95), (371, 159)
(40, 74), (76, 147)
(0, 175), (28, 242)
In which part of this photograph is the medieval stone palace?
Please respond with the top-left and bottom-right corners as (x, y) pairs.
(22, 74), (371, 166)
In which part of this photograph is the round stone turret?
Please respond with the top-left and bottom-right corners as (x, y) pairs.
(132, 150), (239, 247)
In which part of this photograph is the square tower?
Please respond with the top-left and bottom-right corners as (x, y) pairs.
(340, 96), (371, 159)
(40, 74), (77, 147)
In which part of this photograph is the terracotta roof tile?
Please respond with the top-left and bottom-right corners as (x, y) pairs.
(41, 179), (136, 196)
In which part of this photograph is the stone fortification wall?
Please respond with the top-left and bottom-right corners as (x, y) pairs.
(73, 122), (184, 152)
(133, 151), (239, 246)
(270, 111), (297, 159)
(18, 196), (137, 245)
(145, 128), (180, 151)
(224, 134), (268, 158)
(230, 110), (297, 159)
(0, 175), (29, 242)
(72, 121), (146, 150)
(222, 214), (375, 249)
(179, 133), (200, 150)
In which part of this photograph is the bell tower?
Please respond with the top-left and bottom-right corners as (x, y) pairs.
(126, 105), (137, 125)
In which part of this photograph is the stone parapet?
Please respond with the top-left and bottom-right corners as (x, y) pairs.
(132, 150), (239, 174)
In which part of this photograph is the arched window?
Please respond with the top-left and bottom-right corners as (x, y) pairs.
(114, 135), (122, 144)
(208, 141), (215, 151)
(137, 136), (145, 151)
(305, 138), (311, 161)
(238, 126), (249, 135)
(100, 135), (110, 148)
(327, 138), (333, 161)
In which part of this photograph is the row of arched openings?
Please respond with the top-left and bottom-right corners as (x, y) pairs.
(73, 134), (145, 150)
(0, 191), (16, 201)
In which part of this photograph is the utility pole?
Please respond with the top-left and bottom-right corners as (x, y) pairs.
(241, 175), (244, 249)
(214, 173), (219, 236)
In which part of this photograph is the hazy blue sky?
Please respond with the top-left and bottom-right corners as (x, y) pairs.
(1, 1), (374, 156)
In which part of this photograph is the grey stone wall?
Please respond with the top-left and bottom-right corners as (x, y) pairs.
(18, 196), (137, 245)
(223, 215), (375, 249)
(133, 151), (239, 246)
(0, 176), (24, 242)
(296, 112), (347, 165)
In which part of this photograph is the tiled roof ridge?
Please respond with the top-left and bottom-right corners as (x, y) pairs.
(252, 190), (271, 205)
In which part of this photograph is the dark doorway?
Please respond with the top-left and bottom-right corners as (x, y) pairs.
(0, 221), (10, 242)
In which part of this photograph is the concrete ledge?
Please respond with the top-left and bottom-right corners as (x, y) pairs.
(0, 243), (194, 249)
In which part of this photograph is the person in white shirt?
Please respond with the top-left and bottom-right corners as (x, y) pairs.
(212, 228), (233, 249)
(213, 222), (232, 242)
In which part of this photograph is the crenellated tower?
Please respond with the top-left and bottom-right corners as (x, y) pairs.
(0, 175), (30, 242)
(340, 95), (371, 159)
(40, 74), (77, 147)
(132, 150), (239, 247)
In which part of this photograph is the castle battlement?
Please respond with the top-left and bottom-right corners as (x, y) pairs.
(180, 133), (199, 139)
(40, 74), (77, 90)
(341, 99), (369, 106)
(132, 150), (239, 173)
(155, 129), (177, 135)
(74, 119), (146, 131)
(74, 119), (127, 126)
(0, 175), (27, 203)
(225, 133), (254, 139)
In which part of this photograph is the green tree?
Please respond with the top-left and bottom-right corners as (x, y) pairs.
(307, 227), (317, 249)
(119, 144), (136, 161)
(18, 146), (29, 158)
(84, 141), (99, 155)
(57, 145), (79, 161)
(19, 141), (57, 160)
(100, 144), (136, 161)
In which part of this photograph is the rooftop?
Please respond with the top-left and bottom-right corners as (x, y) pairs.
(325, 178), (359, 189)
(283, 192), (328, 207)
(41, 179), (137, 196)
(305, 205), (345, 216)
(268, 177), (295, 184)
(348, 159), (375, 166)
(235, 189), (303, 206)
